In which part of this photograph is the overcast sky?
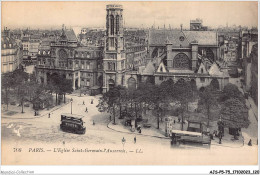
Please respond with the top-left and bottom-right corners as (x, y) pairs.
(2, 1), (258, 30)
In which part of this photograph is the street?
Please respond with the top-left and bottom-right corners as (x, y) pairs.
(1, 92), (258, 165)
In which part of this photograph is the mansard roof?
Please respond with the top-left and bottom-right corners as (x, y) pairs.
(149, 29), (218, 47)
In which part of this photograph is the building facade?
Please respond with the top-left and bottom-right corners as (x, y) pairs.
(143, 28), (229, 90)
(36, 28), (103, 91)
(1, 27), (22, 73)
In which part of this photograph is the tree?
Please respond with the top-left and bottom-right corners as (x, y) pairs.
(150, 84), (163, 129)
(59, 78), (73, 103)
(199, 86), (217, 127)
(1, 72), (14, 111)
(174, 80), (193, 130)
(12, 68), (29, 113)
(49, 74), (61, 105)
(220, 98), (249, 139)
(221, 83), (244, 102)
(97, 86), (120, 124)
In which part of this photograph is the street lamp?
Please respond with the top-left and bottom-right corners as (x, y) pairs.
(70, 98), (73, 114)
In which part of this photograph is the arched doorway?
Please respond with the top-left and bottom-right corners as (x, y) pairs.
(173, 53), (190, 69)
(75, 79), (79, 89)
(128, 77), (136, 91)
(98, 75), (103, 87)
(40, 77), (44, 84)
(46, 72), (51, 83)
(210, 78), (220, 90)
(108, 79), (115, 90)
(190, 79), (197, 91)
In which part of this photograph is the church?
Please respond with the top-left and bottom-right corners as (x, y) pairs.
(103, 4), (229, 92)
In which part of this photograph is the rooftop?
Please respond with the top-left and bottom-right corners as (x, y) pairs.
(149, 29), (218, 46)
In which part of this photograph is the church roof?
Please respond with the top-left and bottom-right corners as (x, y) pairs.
(65, 30), (77, 42)
(60, 29), (78, 42)
(142, 61), (155, 75)
(149, 29), (218, 46)
(208, 63), (223, 76)
(183, 31), (218, 46)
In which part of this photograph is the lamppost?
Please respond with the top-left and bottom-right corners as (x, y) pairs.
(70, 98), (73, 114)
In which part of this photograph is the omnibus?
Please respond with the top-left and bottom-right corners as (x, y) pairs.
(60, 113), (86, 134)
(171, 130), (211, 145)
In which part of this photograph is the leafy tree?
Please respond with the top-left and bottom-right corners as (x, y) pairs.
(97, 87), (120, 124)
(149, 84), (163, 129)
(59, 78), (73, 103)
(220, 98), (249, 139)
(12, 68), (29, 113)
(199, 86), (218, 127)
(174, 80), (193, 130)
(116, 85), (127, 118)
(1, 72), (14, 110)
(221, 83), (244, 102)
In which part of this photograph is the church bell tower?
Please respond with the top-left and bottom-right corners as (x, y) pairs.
(103, 4), (126, 92)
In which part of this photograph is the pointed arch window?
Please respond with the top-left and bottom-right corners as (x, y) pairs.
(116, 15), (120, 34)
(110, 15), (114, 35)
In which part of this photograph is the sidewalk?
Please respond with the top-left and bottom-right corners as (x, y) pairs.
(1, 101), (70, 119)
(107, 121), (244, 148)
(247, 96), (258, 121)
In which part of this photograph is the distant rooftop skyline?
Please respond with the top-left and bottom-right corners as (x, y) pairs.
(2, 1), (258, 30)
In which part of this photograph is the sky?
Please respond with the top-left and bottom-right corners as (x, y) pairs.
(1, 1), (258, 30)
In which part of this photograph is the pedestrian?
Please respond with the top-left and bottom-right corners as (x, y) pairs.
(134, 136), (136, 144)
(63, 141), (65, 145)
(248, 139), (252, 146)
(34, 111), (37, 116)
(83, 101), (85, 105)
(91, 99), (94, 104)
(178, 118), (181, 123)
(48, 113), (51, 118)
(93, 120), (95, 125)
(218, 131), (222, 144)
(139, 129), (142, 134)
(122, 137), (126, 144)
(85, 107), (88, 112)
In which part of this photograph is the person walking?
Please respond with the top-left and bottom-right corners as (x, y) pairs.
(218, 131), (222, 144)
(93, 120), (95, 125)
(134, 136), (136, 144)
(248, 139), (252, 146)
(83, 101), (85, 105)
(48, 113), (51, 118)
(85, 107), (88, 112)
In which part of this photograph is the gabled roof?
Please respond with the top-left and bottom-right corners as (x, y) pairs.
(156, 61), (168, 73)
(208, 63), (223, 76)
(149, 29), (218, 46)
(197, 62), (208, 74)
(143, 61), (155, 75)
(65, 30), (77, 42)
